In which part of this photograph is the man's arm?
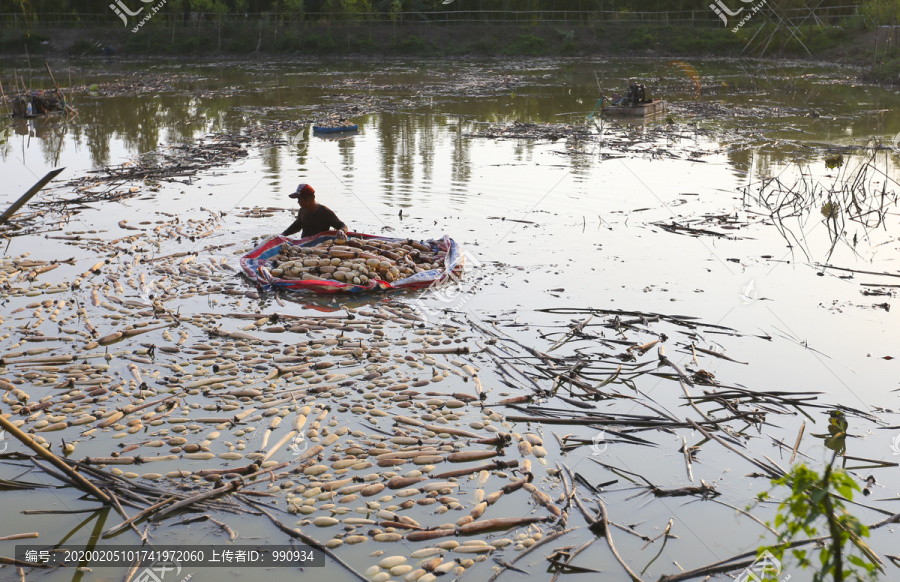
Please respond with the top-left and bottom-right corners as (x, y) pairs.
(323, 207), (347, 232)
(282, 214), (303, 237)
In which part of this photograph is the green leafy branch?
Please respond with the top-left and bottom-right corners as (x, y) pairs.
(755, 411), (883, 582)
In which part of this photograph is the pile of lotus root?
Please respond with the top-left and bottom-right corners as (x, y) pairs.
(268, 236), (447, 284)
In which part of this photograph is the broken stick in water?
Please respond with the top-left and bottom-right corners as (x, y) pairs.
(0, 414), (110, 503)
(0, 168), (65, 228)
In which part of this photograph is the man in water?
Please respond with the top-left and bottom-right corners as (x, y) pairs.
(281, 183), (348, 239)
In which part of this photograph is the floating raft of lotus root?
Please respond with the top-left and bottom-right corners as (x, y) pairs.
(241, 232), (463, 293)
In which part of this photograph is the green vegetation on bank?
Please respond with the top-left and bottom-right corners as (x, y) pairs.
(0, 21), (856, 58)
(0, 0), (862, 25)
(0, 0), (898, 78)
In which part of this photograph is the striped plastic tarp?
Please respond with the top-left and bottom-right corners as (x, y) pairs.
(240, 231), (462, 294)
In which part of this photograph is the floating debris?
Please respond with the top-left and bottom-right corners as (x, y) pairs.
(470, 120), (592, 141)
(312, 115), (358, 133)
(1, 77), (897, 582)
(10, 90), (66, 117)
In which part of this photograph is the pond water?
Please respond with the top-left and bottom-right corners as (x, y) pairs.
(2, 57), (899, 582)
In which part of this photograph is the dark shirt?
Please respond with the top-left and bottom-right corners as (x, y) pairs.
(282, 203), (347, 238)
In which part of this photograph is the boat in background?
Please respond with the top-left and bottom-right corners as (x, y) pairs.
(11, 90), (69, 118)
(602, 82), (667, 118)
(313, 117), (359, 133)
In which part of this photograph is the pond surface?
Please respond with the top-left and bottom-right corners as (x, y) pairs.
(2, 56), (900, 582)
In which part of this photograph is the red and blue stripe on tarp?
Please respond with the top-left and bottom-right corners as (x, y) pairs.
(240, 231), (463, 294)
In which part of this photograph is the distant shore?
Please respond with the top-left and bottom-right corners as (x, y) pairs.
(1, 19), (893, 83)
(0, 21), (859, 59)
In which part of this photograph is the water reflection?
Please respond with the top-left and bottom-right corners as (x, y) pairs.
(5, 58), (900, 204)
(3, 118), (69, 166)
